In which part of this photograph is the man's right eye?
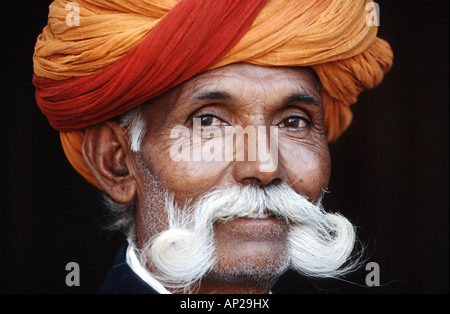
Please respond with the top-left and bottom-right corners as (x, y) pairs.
(197, 114), (224, 127)
(278, 116), (310, 129)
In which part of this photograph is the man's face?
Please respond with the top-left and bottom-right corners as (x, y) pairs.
(129, 63), (331, 292)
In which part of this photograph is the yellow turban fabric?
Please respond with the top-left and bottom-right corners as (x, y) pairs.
(33, 0), (393, 189)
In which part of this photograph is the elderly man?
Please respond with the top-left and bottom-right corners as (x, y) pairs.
(33, 0), (393, 294)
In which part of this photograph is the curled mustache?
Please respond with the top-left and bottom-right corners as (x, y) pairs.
(140, 184), (362, 291)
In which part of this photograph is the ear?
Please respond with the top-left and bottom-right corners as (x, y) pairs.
(82, 122), (137, 203)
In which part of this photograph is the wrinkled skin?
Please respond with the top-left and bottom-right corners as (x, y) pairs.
(83, 63), (331, 293)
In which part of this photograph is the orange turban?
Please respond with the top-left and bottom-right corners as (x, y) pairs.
(33, 0), (393, 189)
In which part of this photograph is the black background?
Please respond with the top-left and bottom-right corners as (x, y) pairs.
(1, 1), (448, 294)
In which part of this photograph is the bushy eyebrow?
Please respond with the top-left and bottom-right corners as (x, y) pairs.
(194, 91), (231, 101)
(282, 93), (322, 107)
(190, 90), (322, 114)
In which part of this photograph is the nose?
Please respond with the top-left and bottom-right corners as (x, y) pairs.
(231, 125), (284, 187)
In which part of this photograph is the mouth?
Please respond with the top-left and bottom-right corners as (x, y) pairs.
(218, 209), (276, 221)
(213, 219), (287, 251)
(241, 210), (275, 219)
(214, 210), (287, 241)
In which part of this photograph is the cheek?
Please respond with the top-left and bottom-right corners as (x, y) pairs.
(279, 141), (331, 201)
(142, 137), (231, 204)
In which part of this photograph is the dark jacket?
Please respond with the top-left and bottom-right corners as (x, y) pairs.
(99, 244), (158, 294)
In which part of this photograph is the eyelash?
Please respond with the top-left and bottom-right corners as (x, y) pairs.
(278, 115), (312, 128)
(196, 114), (227, 127)
(185, 103), (228, 126)
(193, 113), (312, 130)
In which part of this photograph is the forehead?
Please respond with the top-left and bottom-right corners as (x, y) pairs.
(180, 63), (319, 99)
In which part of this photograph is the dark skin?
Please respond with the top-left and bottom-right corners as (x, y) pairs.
(82, 63), (331, 294)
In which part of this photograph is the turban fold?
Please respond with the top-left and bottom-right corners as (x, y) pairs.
(33, 0), (393, 189)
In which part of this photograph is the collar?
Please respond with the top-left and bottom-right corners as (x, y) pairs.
(125, 240), (172, 294)
(125, 239), (274, 294)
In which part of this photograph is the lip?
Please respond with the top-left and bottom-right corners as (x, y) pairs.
(215, 215), (287, 240)
(232, 216), (280, 225)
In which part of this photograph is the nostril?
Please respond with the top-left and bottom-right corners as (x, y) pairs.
(241, 177), (282, 187)
(270, 178), (282, 186)
(241, 177), (262, 186)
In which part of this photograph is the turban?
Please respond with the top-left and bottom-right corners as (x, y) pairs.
(33, 0), (393, 189)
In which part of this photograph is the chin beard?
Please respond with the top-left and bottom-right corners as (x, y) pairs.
(137, 183), (363, 293)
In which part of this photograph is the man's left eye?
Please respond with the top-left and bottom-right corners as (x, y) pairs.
(198, 114), (224, 127)
(278, 116), (309, 128)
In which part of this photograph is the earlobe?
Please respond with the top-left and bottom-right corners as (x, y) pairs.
(82, 122), (137, 203)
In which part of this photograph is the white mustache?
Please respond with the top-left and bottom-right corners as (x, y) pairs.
(142, 183), (360, 292)
(169, 184), (326, 226)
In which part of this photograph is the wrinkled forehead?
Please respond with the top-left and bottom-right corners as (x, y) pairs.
(182, 63), (320, 95)
(146, 63), (322, 115)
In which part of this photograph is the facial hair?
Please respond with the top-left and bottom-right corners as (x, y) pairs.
(137, 183), (361, 293)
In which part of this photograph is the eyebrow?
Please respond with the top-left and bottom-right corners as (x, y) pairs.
(194, 91), (231, 101)
(192, 91), (322, 109)
(282, 93), (322, 107)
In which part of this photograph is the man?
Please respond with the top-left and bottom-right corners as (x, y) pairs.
(33, 0), (393, 294)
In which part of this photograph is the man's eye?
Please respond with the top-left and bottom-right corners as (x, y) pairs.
(278, 116), (309, 128)
(198, 115), (223, 127)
